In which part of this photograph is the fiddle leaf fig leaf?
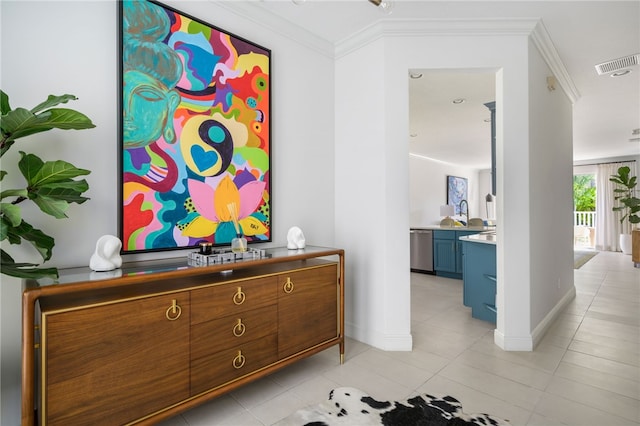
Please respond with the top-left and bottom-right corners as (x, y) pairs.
(0, 249), (58, 280)
(31, 195), (70, 219)
(35, 180), (90, 204)
(31, 159), (90, 186)
(0, 188), (28, 201)
(611, 166), (640, 226)
(30, 94), (80, 114)
(1, 108), (49, 142)
(0, 170), (7, 181)
(18, 151), (44, 184)
(1, 106), (95, 143)
(5, 219), (55, 261)
(41, 108), (95, 130)
(1, 203), (22, 227)
(1, 217), (19, 244)
(0, 90), (10, 115)
(0, 215), (10, 242)
(1, 263), (59, 280)
(18, 152), (90, 188)
(1, 141), (15, 158)
(0, 219), (6, 242)
(1, 250), (15, 263)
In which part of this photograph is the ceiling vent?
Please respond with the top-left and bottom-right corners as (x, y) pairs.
(595, 53), (639, 75)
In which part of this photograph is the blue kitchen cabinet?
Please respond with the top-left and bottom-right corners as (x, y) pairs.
(461, 240), (497, 323)
(433, 230), (481, 279)
(433, 231), (456, 274)
(456, 230), (481, 272)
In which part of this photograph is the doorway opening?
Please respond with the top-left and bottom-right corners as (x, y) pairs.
(573, 172), (596, 249)
(408, 68), (498, 329)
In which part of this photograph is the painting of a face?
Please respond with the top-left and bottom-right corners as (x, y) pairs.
(120, 0), (271, 253)
(123, 70), (180, 148)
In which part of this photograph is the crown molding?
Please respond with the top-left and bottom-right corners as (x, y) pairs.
(335, 18), (542, 57)
(208, 3), (579, 103)
(530, 20), (581, 103)
(211, 0), (335, 58)
(335, 17), (579, 103)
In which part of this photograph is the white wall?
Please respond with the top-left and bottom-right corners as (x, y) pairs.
(526, 38), (575, 333)
(334, 38), (413, 349)
(1, 2), (335, 424)
(409, 156), (482, 226)
(336, 30), (520, 351)
(336, 20), (574, 352)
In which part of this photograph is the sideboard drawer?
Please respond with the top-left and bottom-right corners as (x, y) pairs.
(191, 276), (278, 325)
(190, 334), (278, 395)
(191, 305), (277, 356)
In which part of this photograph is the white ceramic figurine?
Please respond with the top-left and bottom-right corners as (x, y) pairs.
(286, 226), (306, 250)
(89, 235), (123, 271)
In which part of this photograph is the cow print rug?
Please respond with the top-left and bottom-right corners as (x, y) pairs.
(275, 387), (510, 425)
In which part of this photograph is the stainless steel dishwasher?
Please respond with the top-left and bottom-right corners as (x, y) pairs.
(410, 229), (434, 273)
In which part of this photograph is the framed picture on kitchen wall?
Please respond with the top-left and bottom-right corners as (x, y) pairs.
(447, 175), (468, 215)
(118, 0), (271, 253)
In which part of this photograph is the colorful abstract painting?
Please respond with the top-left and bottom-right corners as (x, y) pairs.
(119, 0), (271, 253)
(447, 175), (468, 215)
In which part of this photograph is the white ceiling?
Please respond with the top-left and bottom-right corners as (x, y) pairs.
(232, 0), (640, 169)
(409, 70), (496, 169)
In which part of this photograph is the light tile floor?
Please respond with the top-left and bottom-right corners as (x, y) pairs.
(161, 250), (639, 425)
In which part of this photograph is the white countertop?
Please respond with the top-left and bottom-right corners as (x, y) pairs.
(410, 225), (495, 232)
(459, 231), (497, 245)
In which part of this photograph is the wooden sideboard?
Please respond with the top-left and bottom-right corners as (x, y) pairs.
(22, 246), (344, 425)
(633, 229), (639, 266)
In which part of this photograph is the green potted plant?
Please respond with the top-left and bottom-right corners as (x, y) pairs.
(610, 165), (640, 254)
(1, 90), (95, 279)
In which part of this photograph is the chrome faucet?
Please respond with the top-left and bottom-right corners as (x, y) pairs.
(459, 199), (468, 225)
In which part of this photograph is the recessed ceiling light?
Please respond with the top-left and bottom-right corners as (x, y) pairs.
(611, 69), (632, 77)
(483, 118), (491, 123)
(410, 133), (417, 137)
(409, 72), (423, 79)
(452, 98), (465, 104)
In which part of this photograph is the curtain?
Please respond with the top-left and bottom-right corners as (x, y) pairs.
(595, 161), (636, 251)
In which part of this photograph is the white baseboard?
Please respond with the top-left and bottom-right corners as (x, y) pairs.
(494, 329), (533, 351)
(345, 321), (413, 351)
(494, 284), (576, 351)
(531, 284), (576, 347)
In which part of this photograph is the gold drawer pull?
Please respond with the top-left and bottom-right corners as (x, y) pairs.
(165, 299), (182, 321)
(233, 319), (246, 337)
(233, 287), (246, 305)
(233, 350), (246, 369)
(283, 277), (294, 294)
